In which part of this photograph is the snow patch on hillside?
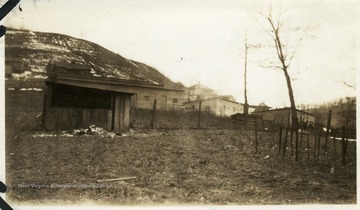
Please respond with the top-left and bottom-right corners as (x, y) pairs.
(29, 64), (46, 73)
(6, 30), (26, 35)
(12, 71), (32, 80)
(34, 75), (48, 79)
(26, 42), (70, 52)
(129, 60), (140, 68)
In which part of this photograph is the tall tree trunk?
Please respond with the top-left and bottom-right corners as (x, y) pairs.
(266, 14), (299, 131)
(283, 68), (299, 130)
(244, 36), (249, 129)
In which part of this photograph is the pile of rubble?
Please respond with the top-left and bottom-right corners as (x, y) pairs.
(72, 125), (117, 138)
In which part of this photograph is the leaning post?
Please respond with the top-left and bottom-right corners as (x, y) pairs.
(151, 99), (157, 128)
(197, 100), (202, 128)
(324, 110), (332, 155)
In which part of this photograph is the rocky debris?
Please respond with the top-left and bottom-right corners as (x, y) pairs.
(31, 125), (119, 138)
(72, 125), (117, 138)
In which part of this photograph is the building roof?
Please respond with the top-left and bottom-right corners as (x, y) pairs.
(184, 97), (241, 105)
(218, 95), (236, 102)
(46, 61), (185, 93)
(188, 83), (214, 91)
(46, 73), (184, 94)
(257, 102), (271, 107)
(51, 61), (92, 70)
(253, 107), (315, 116)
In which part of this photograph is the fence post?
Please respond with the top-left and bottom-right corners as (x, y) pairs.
(299, 130), (303, 158)
(197, 100), (202, 129)
(278, 127), (282, 154)
(324, 110), (332, 155)
(341, 127), (346, 165)
(290, 129), (294, 156)
(317, 131), (321, 159)
(295, 130), (299, 161)
(314, 131), (317, 162)
(332, 132), (337, 161)
(254, 117), (258, 153)
(307, 133), (310, 160)
(151, 99), (157, 128)
(282, 127), (289, 158)
(330, 131), (337, 174)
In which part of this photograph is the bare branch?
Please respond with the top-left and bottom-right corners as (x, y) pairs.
(331, 77), (356, 89)
(329, 70), (356, 89)
(286, 37), (302, 68)
(257, 62), (282, 70)
(343, 81), (356, 89)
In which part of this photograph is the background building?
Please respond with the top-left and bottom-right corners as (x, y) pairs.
(253, 107), (315, 129)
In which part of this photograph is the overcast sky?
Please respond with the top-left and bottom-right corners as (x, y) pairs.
(2, 0), (358, 108)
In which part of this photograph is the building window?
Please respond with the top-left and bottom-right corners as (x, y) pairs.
(144, 95), (150, 101)
(173, 98), (178, 103)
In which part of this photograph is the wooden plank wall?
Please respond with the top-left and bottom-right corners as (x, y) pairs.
(113, 94), (131, 133)
(45, 107), (110, 130)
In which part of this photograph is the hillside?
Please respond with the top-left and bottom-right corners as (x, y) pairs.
(309, 97), (356, 130)
(5, 28), (183, 89)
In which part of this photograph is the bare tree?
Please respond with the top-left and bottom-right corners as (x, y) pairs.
(330, 67), (356, 89)
(243, 33), (249, 129)
(261, 7), (300, 130)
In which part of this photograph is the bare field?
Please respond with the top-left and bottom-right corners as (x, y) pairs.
(5, 128), (356, 205)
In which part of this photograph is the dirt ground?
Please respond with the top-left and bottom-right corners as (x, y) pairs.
(5, 128), (357, 205)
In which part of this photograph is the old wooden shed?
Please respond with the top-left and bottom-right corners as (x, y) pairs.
(253, 107), (315, 129)
(44, 62), (135, 133)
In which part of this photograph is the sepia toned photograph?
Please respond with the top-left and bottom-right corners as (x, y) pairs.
(1, 0), (357, 208)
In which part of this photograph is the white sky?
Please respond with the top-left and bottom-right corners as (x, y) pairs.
(1, 0), (359, 108)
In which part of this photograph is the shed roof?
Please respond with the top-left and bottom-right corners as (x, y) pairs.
(46, 73), (184, 94)
(46, 60), (185, 93)
(52, 61), (92, 70)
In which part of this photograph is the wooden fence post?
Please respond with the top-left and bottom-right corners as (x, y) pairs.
(307, 133), (310, 160)
(313, 132), (317, 162)
(330, 131), (337, 174)
(295, 130), (299, 161)
(332, 132), (337, 161)
(290, 129), (294, 156)
(299, 131), (303, 158)
(254, 117), (258, 153)
(317, 131), (321, 159)
(341, 127), (347, 165)
(278, 127), (282, 154)
(197, 100), (202, 129)
(324, 110), (332, 155)
(151, 99), (157, 128)
(282, 127), (289, 158)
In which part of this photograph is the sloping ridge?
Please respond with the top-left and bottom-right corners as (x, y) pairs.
(5, 28), (184, 89)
